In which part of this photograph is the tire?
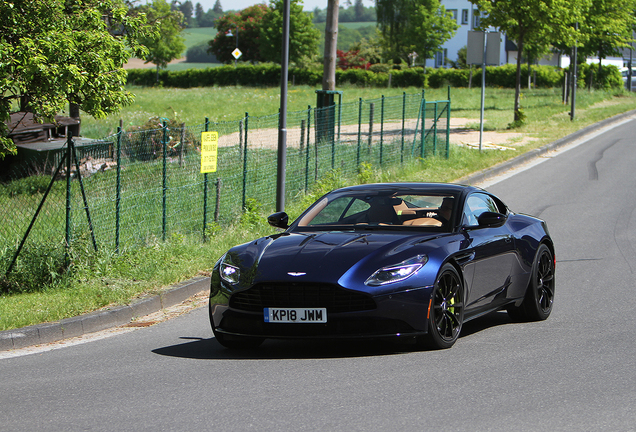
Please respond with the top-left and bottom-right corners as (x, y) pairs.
(212, 327), (264, 349)
(419, 263), (465, 350)
(507, 244), (555, 322)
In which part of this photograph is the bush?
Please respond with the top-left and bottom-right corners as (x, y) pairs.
(0, 242), (68, 294)
(125, 62), (621, 90)
(391, 68), (427, 87)
(2, 175), (52, 197)
(576, 63), (622, 90)
(185, 42), (219, 63)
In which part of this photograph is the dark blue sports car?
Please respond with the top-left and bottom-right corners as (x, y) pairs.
(209, 183), (555, 350)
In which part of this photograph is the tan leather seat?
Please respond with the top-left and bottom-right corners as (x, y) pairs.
(402, 217), (442, 227)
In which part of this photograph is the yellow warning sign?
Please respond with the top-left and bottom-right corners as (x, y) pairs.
(200, 131), (219, 173)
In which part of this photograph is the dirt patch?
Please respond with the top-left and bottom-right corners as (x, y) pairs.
(124, 57), (187, 70)
(215, 117), (536, 152)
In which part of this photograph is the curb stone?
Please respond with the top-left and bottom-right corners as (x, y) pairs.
(2, 109), (636, 352)
(0, 276), (210, 352)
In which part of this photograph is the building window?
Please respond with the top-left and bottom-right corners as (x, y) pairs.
(448, 9), (458, 23)
(473, 10), (481, 29)
(461, 9), (469, 25)
(435, 49), (447, 68)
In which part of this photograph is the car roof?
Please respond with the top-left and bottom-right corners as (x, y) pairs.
(331, 182), (482, 195)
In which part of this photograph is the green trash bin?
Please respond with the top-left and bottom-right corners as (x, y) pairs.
(315, 90), (342, 144)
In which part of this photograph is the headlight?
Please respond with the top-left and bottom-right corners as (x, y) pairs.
(220, 254), (240, 284)
(365, 255), (428, 286)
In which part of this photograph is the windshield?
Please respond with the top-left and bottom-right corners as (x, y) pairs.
(295, 191), (457, 232)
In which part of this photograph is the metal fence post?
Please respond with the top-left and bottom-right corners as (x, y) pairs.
(421, 91), (426, 159)
(401, 92), (406, 164)
(162, 120), (167, 241)
(357, 98), (362, 167)
(115, 126), (122, 253)
(368, 102), (374, 155)
(305, 106), (311, 192)
(65, 133), (72, 263)
(433, 101), (438, 156)
(446, 86), (451, 159)
(380, 95), (385, 165)
(242, 113), (249, 211)
(203, 117), (209, 242)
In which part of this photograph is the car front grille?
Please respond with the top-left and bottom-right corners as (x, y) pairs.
(229, 282), (376, 313)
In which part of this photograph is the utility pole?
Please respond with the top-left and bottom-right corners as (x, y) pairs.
(276, 0), (290, 212)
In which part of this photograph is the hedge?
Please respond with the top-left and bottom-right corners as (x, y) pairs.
(125, 62), (621, 90)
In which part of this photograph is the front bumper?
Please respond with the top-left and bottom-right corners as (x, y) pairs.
(209, 285), (433, 340)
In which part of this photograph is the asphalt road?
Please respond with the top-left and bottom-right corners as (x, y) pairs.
(1, 117), (636, 431)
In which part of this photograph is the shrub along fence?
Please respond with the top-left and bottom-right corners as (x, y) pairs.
(125, 63), (623, 90)
(1, 90), (451, 275)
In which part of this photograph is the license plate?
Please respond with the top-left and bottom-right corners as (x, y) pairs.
(264, 308), (327, 323)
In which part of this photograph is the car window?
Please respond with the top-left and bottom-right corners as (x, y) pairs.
(307, 197), (356, 225)
(462, 193), (501, 226)
(342, 198), (370, 219)
(296, 191), (458, 230)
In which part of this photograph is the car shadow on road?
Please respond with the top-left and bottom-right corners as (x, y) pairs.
(152, 337), (407, 360)
(152, 311), (517, 360)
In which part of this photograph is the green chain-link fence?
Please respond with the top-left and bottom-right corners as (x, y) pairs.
(1, 90), (451, 269)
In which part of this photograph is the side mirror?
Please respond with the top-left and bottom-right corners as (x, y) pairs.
(268, 212), (289, 229)
(477, 212), (507, 227)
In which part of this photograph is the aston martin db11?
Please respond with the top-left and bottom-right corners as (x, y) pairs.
(209, 183), (555, 350)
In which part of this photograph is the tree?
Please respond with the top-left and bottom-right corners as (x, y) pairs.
(195, 2), (205, 24)
(323, 0), (340, 91)
(208, 4), (269, 64)
(0, 0), (151, 160)
(135, 0), (186, 77)
(259, 0), (320, 64)
(471, 0), (587, 123)
(376, 0), (458, 64)
(213, 0), (223, 14)
(579, 0), (636, 75)
(176, 0), (194, 27)
(354, 0), (365, 20)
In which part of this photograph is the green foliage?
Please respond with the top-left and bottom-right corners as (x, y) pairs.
(123, 116), (199, 161)
(357, 162), (374, 184)
(390, 68), (428, 87)
(1, 175), (52, 197)
(472, 0), (587, 122)
(376, 0), (458, 62)
(209, 4), (268, 64)
(258, 0), (320, 65)
(135, 0), (187, 69)
(123, 62), (628, 91)
(576, 63), (622, 90)
(205, 221), (222, 238)
(0, 0), (152, 159)
(239, 198), (265, 228)
(579, 0), (636, 61)
(0, 242), (68, 294)
(195, 1), (224, 27)
(315, 23), (378, 53)
(186, 42), (219, 63)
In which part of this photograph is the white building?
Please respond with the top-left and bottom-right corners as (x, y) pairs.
(424, 0), (507, 68)
(427, 0), (629, 69)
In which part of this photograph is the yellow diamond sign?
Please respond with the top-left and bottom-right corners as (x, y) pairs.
(232, 48), (242, 60)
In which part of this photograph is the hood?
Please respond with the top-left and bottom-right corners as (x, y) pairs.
(227, 230), (444, 289)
